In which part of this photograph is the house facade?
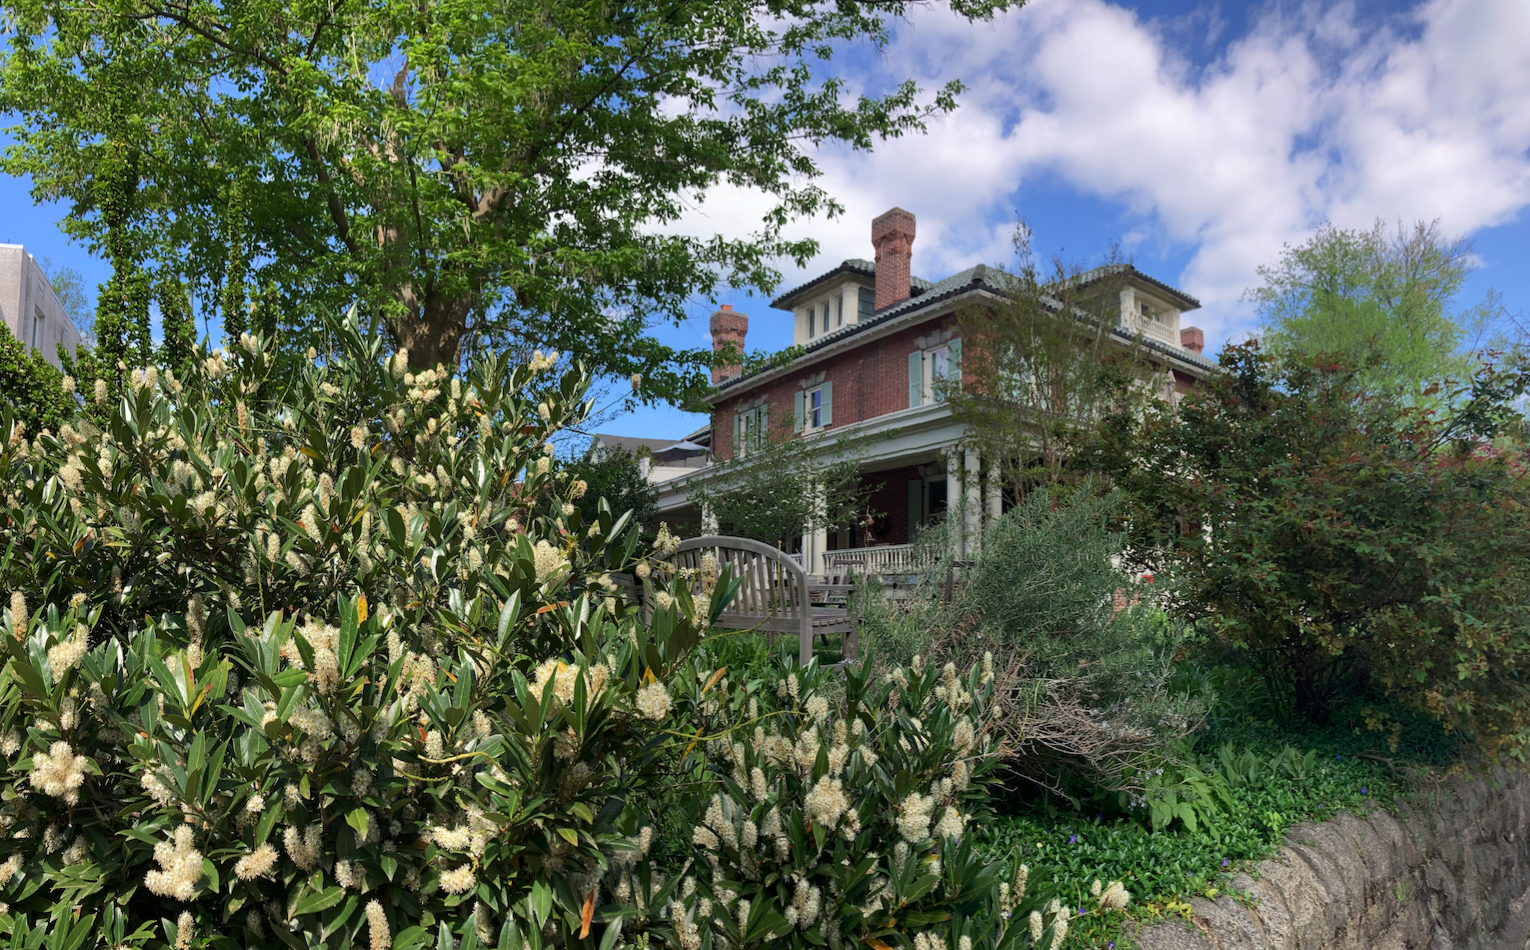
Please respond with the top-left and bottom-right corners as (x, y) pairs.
(653, 207), (1215, 574)
(0, 245), (84, 369)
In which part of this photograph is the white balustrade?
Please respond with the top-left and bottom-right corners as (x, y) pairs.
(822, 543), (923, 576)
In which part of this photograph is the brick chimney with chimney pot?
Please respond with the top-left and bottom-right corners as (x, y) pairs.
(872, 207), (916, 311)
(1180, 326), (1204, 354)
(710, 305), (748, 384)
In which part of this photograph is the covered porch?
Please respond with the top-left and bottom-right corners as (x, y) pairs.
(653, 400), (1006, 580)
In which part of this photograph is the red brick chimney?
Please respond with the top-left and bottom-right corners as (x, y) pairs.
(710, 305), (748, 384)
(1180, 326), (1204, 354)
(872, 207), (916, 311)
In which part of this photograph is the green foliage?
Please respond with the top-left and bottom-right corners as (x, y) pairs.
(688, 427), (877, 551)
(1, 311), (745, 948)
(661, 654), (1060, 949)
(0, 311), (1073, 949)
(564, 445), (659, 533)
(977, 714), (1412, 942)
(37, 259), (94, 348)
(942, 224), (1153, 497)
(0, 0), (1024, 393)
(156, 276), (198, 373)
(1247, 219), (1492, 393)
(861, 491), (1202, 797)
(0, 329), (73, 436)
(1094, 342), (1530, 751)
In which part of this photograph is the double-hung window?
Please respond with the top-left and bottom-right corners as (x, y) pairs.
(734, 405), (769, 456)
(907, 338), (961, 408)
(793, 382), (833, 432)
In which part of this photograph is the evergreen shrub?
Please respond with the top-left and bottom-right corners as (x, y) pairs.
(0, 316), (1114, 949)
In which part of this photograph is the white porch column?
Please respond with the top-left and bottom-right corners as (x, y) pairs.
(945, 445), (962, 558)
(964, 446), (981, 558)
(985, 464), (1002, 527)
(810, 490), (829, 576)
(701, 503), (718, 534)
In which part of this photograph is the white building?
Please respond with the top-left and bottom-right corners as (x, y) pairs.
(0, 245), (84, 368)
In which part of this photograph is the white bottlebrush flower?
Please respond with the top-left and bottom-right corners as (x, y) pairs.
(335, 858), (362, 888)
(750, 767), (769, 802)
(953, 717), (975, 752)
(47, 631), (88, 683)
(176, 911), (194, 950)
(0, 854), (21, 885)
(234, 843), (279, 880)
(141, 769), (177, 807)
(367, 900), (391, 950)
(531, 540), (569, 583)
(30, 740), (91, 804)
(804, 777), (849, 829)
(62, 837), (88, 866)
(933, 807), (965, 840)
(439, 864), (475, 894)
(1099, 879), (1131, 911)
(896, 792), (933, 843)
(804, 695), (829, 723)
(284, 824), (322, 872)
(635, 681), (672, 721)
(145, 826), (204, 900)
(1029, 910), (1044, 942)
(7, 591), (25, 636)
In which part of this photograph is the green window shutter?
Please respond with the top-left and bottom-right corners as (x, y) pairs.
(732, 412), (740, 450)
(793, 391), (805, 433)
(909, 350), (924, 408)
(907, 479), (923, 536)
(759, 405), (769, 443)
(821, 381), (833, 426)
(948, 337), (962, 396)
(858, 287), (874, 320)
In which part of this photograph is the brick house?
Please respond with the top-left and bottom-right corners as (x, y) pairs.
(654, 207), (1215, 574)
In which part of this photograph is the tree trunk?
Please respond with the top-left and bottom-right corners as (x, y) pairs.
(389, 286), (471, 371)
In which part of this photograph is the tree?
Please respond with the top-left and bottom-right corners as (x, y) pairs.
(1247, 219), (1494, 393)
(0, 327), (73, 435)
(38, 258), (95, 347)
(941, 224), (1154, 500)
(564, 442), (659, 531)
(688, 424), (876, 551)
(0, 0), (1022, 402)
(1094, 342), (1530, 752)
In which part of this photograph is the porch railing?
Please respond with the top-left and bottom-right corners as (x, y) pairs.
(823, 543), (924, 576)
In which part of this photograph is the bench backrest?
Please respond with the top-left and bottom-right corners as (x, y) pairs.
(659, 536), (814, 663)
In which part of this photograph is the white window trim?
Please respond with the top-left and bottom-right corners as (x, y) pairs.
(804, 385), (825, 432)
(922, 343), (952, 404)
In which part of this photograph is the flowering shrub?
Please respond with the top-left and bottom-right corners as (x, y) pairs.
(652, 653), (1118, 949)
(0, 315), (724, 948)
(0, 314), (1123, 949)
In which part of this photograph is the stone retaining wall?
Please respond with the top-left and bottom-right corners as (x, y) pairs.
(1134, 767), (1530, 950)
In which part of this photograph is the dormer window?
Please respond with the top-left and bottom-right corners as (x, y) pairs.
(808, 305), (816, 338)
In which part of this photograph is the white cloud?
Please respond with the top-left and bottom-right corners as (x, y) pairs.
(676, 0), (1530, 346)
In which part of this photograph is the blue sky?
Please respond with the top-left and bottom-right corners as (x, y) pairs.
(5, 0), (1529, 442)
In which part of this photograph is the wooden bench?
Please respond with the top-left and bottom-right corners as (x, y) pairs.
(656, 536), (857, 667)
